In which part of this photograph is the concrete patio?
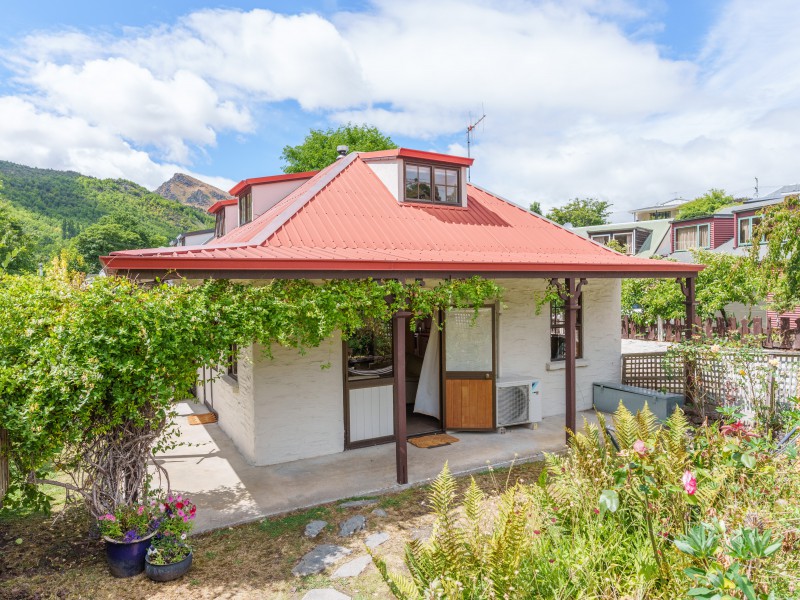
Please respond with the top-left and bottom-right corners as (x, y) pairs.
(156, 401), (598, 533)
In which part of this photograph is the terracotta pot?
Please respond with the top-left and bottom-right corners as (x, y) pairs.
(145, 551), (193, 582)
(104, 530), (156, 578)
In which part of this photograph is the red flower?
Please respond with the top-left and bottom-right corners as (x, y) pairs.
(175, 502), (184, 510)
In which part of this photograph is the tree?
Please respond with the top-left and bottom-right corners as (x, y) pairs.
(752, 195), (800, 312)
(546, 198), (611, 227)
(281, 123), (397, 173)
(676, 189), (737, 221)
(69, 213), (167, 273)
(0, 201), (35, 274)
(529, 201), (542, 215)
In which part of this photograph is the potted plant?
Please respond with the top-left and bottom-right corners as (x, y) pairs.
(145, 494), (197, 582)
(98, 503), (158, 578)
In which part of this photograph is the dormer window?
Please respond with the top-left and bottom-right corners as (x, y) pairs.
(239, 192), (252, 226)
(404, 163), (460, 204)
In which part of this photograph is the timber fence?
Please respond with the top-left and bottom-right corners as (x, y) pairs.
(621, 315), (800, 350)
(622, 351), (800, 416)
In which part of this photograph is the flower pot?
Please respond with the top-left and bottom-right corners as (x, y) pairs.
(145, 551), (193, 582)
(104, 530), (156, 578)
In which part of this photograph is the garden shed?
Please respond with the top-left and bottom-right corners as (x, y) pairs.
(102, 148), (702, 484)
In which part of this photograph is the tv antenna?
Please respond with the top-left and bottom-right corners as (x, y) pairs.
(754, 177), (759, 198)
(466, 109), (486, 181)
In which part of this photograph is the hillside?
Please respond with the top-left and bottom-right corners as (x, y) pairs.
(155, 173), (230, 209)
(0, 160), (214, 271)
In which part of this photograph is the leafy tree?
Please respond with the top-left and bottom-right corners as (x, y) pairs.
(0, 201), (35, 274)
(281, 123), (397, 173)
(752, 194), (800, 312)
(605, 238), (628, 254)
(546, 198), (611, 227)
(676, 189), (737, 221)
(529, 201), (542, 215)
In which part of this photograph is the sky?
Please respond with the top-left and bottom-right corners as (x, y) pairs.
(1, 0), (798, 221)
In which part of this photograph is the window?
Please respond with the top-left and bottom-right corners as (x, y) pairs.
(227, 344), (238, 380)
(738, 216), (761, 245)
(591, 234), (610, 245)
(675, 224), (710, 251)
(591, 233), (633, 254)
(649, 210), (672, 220)
(214, 209), (226, 238)
(346, 322), (393, 382)
(238, 193), (252, 226)
(404, 163), (459, 204)
(550, 296), (583, 361)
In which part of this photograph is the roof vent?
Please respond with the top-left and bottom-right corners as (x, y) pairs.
(335, 145), (349, 160)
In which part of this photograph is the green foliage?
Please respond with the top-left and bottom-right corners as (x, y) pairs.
(604, 238), (627, 254)
(280, 123), (397, 173)
(69, 213), (167, 273)
(147, 535), (191, 565)
(97, 503), (156, 541)
(0, 271), (501, 513)
(752, 194), (800, 312)
(545, 197), (611, 227)
(528, 201), (542, 215)
(0, 160), (212, 272)
(258, 506), (330, 538)
(0, 200), (36, 273)
(676, 188), (738, 220)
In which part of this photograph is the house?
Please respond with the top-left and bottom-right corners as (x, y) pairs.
(631, 197), (690, 222)
(170, 228), (215, 247)
(101, 148), (701, 484)
(572, 219), (672, 257)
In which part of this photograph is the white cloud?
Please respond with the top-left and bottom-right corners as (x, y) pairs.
(0, 1), (799, 214)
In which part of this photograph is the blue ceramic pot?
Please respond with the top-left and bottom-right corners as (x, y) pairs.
(145, 551), (193, 582)
(104, 530), (156, 578)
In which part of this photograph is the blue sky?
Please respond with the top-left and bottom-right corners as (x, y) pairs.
(1, 1), (797, 216)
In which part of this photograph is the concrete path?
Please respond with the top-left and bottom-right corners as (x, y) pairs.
(156, 402), (596, 533)
(621, 338), (673, 354)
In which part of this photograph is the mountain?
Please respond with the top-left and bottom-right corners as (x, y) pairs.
(154, 173), (230, 209)
(0, 160), (214, 271)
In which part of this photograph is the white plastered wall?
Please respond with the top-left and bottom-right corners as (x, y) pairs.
(496, 278), (622, 418)
(251, 179), (310, 218)
(250, 336), (344, 466)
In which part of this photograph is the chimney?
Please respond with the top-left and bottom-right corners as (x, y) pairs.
(336, 145), (349, 160)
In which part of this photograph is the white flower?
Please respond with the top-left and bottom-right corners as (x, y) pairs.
(769, 358), (780, 367)
(181, 533), (187, 540)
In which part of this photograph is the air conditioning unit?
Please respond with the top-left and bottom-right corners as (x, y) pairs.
(496, 375), (542, 427)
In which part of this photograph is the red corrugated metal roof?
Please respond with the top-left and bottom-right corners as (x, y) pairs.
(228, 170), (318, 197)
(103, 152), (702, 277)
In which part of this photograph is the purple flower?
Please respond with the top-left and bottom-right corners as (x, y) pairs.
(122, 529), (139, 543)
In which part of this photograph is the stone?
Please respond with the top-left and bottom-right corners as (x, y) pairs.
(304, 520), (328, 538)
(302, 590), (351, 600)
(371, 508), (387, 517)
(339, 515), (366, 537)
(292, 544), (352, 577)
(365, 532), (390, 549)
(339, 499), (378, 509)
(411, 526), (432, 542)
(331, 555), (372, 579)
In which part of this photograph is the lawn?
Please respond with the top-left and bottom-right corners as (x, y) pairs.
(0, 461), (545, 599)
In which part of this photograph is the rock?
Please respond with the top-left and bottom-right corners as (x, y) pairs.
(411, 526), (432, 542)
(371, 508), (388, 517)
(339, 499), (378, 509)
(302, 590), (351, 600)
(365, 532), (390, 549)
(339, 515), (367, 537)
(305, 520), (328, 538)
(292, 545), (352, 577)
(331, 555), (372, 579)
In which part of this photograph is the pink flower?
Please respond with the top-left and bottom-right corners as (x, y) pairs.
(100, 513), (115, 521)
(682, 470), (697, 495)
(177, 509), (185, 518)
(137, 506), (145, 515)
(633, 440), (647, 458)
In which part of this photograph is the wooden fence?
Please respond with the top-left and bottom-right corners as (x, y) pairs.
(622, 315), (800, 350)
(0, 428), (8, 506)
(622, 351), (800, 412)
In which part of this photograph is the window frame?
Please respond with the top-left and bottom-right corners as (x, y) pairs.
(403, 162), (461, 205)
(550, 295), (583, 361)
(227, 343), (238, 381)
(738, 215), (761, 246)
(674, 223), (710, 251)
(214, 209), (226, 238)
(238, 193), (253, 226)
(590, 234), (610, 245)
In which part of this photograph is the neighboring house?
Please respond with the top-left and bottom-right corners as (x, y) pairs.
(102, 148), (700, 482)
(572, 219), (672, 257)
(630, 197), (690, 222)
(170, 228), (215, 247)
(667, 212), (735, 259)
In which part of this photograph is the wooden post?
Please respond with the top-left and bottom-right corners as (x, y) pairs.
(551, 277), (586, 443)
(679, 277), (697, 405)
(393, 311), (411, 485)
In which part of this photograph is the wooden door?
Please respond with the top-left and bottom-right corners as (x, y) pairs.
(444, 307), (495, 430)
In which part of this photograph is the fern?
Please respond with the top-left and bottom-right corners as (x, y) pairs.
(613, 402), (640, 449)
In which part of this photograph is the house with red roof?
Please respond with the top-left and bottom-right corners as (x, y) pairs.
(102, 148), (701, 483)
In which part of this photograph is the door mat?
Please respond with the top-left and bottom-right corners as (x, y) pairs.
(409, 434), (459, 449)
(188, 413), (217, 425)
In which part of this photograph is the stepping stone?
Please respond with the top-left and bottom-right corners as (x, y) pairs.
(292, 544), (352, 577)
(305, 520), (328, 538)
(302, 590), (351, 600)
(371, 508), (387, 517)
(339, 499), (378, 509)
(339, 515), (366, 537)
(331, 555), (372, 579)
(365, 532), (389, 549)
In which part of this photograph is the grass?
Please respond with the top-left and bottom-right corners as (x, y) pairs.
(0, 460), (545, 600)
